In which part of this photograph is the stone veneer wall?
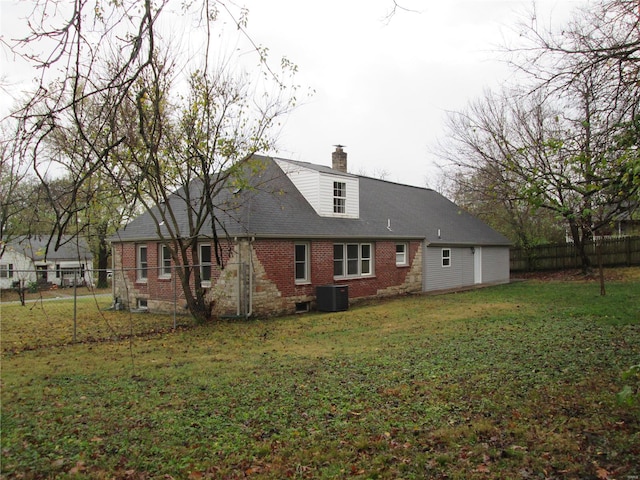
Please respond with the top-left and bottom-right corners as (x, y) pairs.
(374, 243), (423, 298)
(208, 240), (315, 318)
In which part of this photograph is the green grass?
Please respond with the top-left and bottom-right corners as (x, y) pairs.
(2, 269), (640, 479)
(1, 293), (193, 351)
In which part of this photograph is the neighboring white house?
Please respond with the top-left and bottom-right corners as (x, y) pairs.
(0, 236), (93, 290)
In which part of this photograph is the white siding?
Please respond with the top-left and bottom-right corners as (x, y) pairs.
(317, 174), (359, 218)
(480, 246), (510, 284)
(0, 249), (36, 289)
(276, 159), (359, 218)
(423, 244), (510, 292)
(423, 245), (474, 292)
(276, 159), (320, 212)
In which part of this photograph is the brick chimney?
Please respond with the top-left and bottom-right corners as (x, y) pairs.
(332, 145), (347, 173)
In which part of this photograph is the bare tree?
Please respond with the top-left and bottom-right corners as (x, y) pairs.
(513, 0), (640, 87)
(7, 1), (300, 320)
(440, 0), (639, 285)
(437, 88), (574, 252)
(112, 58), (296, 322)
(0, 122), (33, 254)
(444, 166), (565, 249)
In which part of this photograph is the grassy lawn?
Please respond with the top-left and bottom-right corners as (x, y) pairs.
(1, 292), (193, 352)
(1, 268), (639, 479)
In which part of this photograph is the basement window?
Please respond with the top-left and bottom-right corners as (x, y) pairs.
(137, 298), (148, 310)
(295, 301), (310, 313)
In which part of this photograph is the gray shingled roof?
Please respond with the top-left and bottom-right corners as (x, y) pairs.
(4, 235), (93, 261)
(112, 156), (511, 246)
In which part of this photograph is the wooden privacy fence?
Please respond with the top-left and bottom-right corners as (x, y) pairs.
(510, 236), (640, 272)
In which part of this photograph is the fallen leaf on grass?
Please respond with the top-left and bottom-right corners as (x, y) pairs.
(595, 464), (610, 479)
(350, 465), (365, 475)
(68, 461), (86, 474)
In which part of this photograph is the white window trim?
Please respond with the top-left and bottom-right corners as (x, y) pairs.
(359, 243), (372, 276)
(199, 243), (212, 287)
(137, 298), (149, 310)
(333, 243), (374, 279)
(442, 248), (451, 268)
(0, 263), (13, 279)
(333, 181), (346, 214)
(159, 244), (172, 279)
(137, 244), (148, 282)
(294, 242), (310, 284)
(396, 243), (408, 266)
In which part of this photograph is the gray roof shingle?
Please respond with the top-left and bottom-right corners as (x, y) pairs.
(112, 156), (511, 246)
(4, 235), (93, 261)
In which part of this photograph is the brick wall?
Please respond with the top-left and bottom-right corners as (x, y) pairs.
(113, 238), (424, 317)
(112, 240), (232, 313)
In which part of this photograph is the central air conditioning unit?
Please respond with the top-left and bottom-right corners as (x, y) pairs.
(316, 284), (349, 312)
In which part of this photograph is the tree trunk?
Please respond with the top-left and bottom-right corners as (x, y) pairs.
(568, 219), (591, 274)
(16, 279), (26, 306)
(596, 237), (606, 296)
(176, 250), (214, 323)
(96, 237), (110, 288)
(182, 281), (213, 323)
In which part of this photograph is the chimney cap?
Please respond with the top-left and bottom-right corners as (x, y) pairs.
(333, 144), (346, 149)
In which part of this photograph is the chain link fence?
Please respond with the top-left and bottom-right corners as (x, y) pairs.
(1, 260), (247, 328)
(0, 266), (216, 350)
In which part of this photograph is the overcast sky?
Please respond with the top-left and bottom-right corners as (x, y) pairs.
(1, 0), (587, 187)
(238, 0), (589, 187)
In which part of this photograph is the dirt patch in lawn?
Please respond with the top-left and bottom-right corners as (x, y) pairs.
(511, 267), (638, 282)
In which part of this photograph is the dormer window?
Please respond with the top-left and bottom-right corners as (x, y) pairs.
(333, 181), (346, 214)
(275, 159), (359, 218)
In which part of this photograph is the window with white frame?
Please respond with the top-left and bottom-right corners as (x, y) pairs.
(137, 245), (148, 281)
(159, 244), (172, 278)
(442, 248), (451, 267)
(137, 298), (148, 310)
(334, 243), (373, 278)
(199, 244), (212, 283)
(333, 181), (346, 214)
(396, 243), (408, 266)
(294, 243), (310, 284)
(0, 263), (14, 278)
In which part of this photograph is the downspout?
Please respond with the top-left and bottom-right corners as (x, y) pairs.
(111, 245), (116, 303)
(246, 237), (254, 318)
(236, 237), (241, 317)
(223, 238), (254, 320)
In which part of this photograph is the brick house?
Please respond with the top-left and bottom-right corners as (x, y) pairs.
(110, 147), (511, 317)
